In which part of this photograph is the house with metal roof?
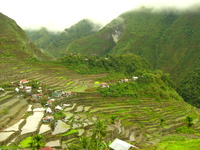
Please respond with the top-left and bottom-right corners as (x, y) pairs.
(109, 138), (139, 150)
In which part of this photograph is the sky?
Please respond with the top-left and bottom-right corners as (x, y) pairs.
(1, 0), (200, 31)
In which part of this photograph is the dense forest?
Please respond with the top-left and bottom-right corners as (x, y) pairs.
(178, 68), (200, 108)
(57, 53), (151, 75)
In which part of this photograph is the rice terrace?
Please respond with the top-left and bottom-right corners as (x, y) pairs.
(0, 3), (200, 150)
(0, 60), (200, 150)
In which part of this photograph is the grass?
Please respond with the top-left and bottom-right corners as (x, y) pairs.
(58, 76), (68, 80)
(94, 81), (100, 84)
(20, 137), (32, 148)
(146, 138), (200, 150)
(62, 129), (78, 136)
(160, 135), (187, 142)
(66, 81), (74, 85)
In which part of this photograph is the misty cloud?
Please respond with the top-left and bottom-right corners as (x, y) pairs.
(1, 0), (200, 31)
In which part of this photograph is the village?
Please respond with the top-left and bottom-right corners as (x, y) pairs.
(0, 76), (141, 149)
(11, 78), (77, 123)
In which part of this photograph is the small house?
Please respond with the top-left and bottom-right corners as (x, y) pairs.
(124, 79), (129, 82)
(43, 116), (54, 122)
(52, 91), (62, 98)
(100, 83), (109, 88)
(46, 107), (52, 114)
(20, 79), (29, 84)
(15, 87), (19, 92)
(120, 79), (129, 83)
(37, 87), (43, 93)
(55, 105), (63, 111)
(109, 139), (139, 150)
(24, 86), (32, 93)
(31, 94), (42, 101)
(40, 146), (53, 150)
(0, 87), (5, 92)
(132, 77), (138, 81)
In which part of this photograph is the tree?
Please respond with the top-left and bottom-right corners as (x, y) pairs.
(29, 134), (45, 150)
(185, 116), (194, 127)
(110, 116), (117, 124)
(91, 120), (107, 149)
(159, 118), (166, 136)
(79, 135), (93, 149)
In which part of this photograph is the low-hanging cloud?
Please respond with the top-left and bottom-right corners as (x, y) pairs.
(1, 0), (200, 31)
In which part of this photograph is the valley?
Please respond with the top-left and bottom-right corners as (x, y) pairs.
(0, 6), (200, 150)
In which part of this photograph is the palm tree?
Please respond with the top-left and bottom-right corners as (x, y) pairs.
(159, 118), (165, 136)
(91, 120), (107, 149)
(29, 134), (46, 150)
(79, 135), (92, 149)
(110, 116), (117, 140)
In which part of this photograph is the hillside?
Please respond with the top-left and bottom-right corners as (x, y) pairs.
(0, 12), (53, 62)
(65, 8), (200, 84)
(0, 61), (200, 149)
(25, 19), (101, 58)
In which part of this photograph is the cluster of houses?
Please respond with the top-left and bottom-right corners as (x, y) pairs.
(11, 79), (76, 123)
(119, 76), (138, 83)
(43, 104), (64, 123)
(99, 76), (139, 89)
(13, 79), (43, 94)
(13, 79), (76, 101)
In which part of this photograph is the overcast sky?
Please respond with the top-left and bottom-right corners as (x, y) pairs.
(1, 0), (200, 31)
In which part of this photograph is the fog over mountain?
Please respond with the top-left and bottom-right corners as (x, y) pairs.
(1, 0), (200, 31)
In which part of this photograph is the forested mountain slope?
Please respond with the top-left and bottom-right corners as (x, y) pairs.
(25, 19), (101, 58)
(66, 8), (200, 84)
(0, 13), (53, 62)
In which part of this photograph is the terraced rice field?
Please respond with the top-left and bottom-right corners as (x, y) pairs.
(0, 62), (200, 149)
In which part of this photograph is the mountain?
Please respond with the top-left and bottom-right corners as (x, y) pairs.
(25, 19), (102, 58)
(65, 8), (200, 84)
(25, 27), (59, 55)
(0, 13), (53, 62)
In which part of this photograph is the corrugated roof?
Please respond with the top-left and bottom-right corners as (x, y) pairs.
(109, 139), (139, 150)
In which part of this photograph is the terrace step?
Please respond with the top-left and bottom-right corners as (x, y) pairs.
(0, 99), (28, 130)
(0, 91), (13, 99)
(0, 92), (15, 105)
(0, 95), (21, 117)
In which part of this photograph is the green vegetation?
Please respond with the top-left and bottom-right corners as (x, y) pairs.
(64, 8), (200, 85)
(100, 70), (178, 100)
(67, 120), (108, 150)
(62, 130), (78, 136)
(58, 53), (151, 74)
(178, 68), (200, 108)
(25, 19), (101, 58)
(146, 138), (200, 150)
(0, 12), (53, 62)
(0, 8), (200, 150)
(29, 134), (46, 150)
(20, 137), (32, 148)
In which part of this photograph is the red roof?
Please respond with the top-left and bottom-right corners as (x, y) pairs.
(40, 146), (53, 150)
(32, 94), (42, 96)
(101, 83), (108, 85)
(21, 79), (29, 82)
